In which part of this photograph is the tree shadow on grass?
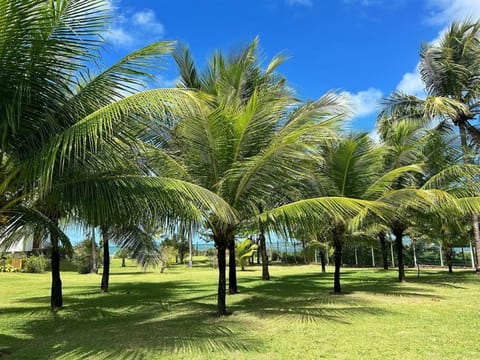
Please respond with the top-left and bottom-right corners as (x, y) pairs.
(2, 280), (262, 359)
(3, 267), (475, 359)
(231, 271), (393, 325)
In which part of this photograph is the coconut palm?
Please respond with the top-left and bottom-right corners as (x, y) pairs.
(0, 0), (234, 309)
(380, 20), (480, 272)
(261, 132), (428, 292)
(170, 39), (348, 315)
(235, 238), (258, 271)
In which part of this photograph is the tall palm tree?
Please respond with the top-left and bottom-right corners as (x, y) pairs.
(0, 0), (234, 310)
(380, 20), (480, 273)
(170, 40), (348, 315)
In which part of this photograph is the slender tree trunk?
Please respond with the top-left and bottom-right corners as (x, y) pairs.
(228, 231), (237, 294)
(101, 230), (110, 292)
(188, 232), (193, 268)
(216, 242), (227, 316)
(371, 245), (376, 267)
(320, 250), (326, 273)
(91, 227), (97, 274)
(258, 221), (270, 280)
(440, 245), (444, 267)
(462, 247), (466, 267)
(445, 246), (453, 273)
(473, 214), (480, 274)
(412, 241), (417, 267)
(390, 240), (395, 267)
(293, 241), (297, 264)
(333, 224), (345, 294)
(379, 231), (388, 270)
(354, 246), (358, 267)
(50, 231), (62, 310)
(121, 257), (126, 267)
(470, 240), (475, 269)
(392, 220), (405, 282)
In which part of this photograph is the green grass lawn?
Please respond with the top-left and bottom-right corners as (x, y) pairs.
(1, 259), (479, 359)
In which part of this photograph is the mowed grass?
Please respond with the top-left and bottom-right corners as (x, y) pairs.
(1, 259), (479, 360)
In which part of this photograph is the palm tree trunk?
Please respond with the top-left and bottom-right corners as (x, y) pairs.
(228, 232), (237, 294)
(121, 256), (126, 267)
(445, 246), (453, 273)
(259, 221), (270, 280)
(101, 230), (109, 292)
(470, 240), (476, 269)
(379, 231), (388, 270)
(333, 224), (344, 294)
(320, 250), (326, 273)
(91, 227), (97, 274)
(50, 231), (62, 310)
(217, 242), (227, 316)
(473, 214), (480, 274)
(371, 245), (376, 267)
(392, 220), (405, 282)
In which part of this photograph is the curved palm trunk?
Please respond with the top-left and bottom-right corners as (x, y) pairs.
(378, 231), (389, 270)
(50, 231), (62, 310)
(216, 242), (228, 316)
(392, 220), (406, 282)
(228, 232), (237, 294)
(258, 221), (270, 280)
(101, 230), (110, 292)
(333, 224), (345, 294)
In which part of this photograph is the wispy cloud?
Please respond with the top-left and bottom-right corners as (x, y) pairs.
(426, 0), (480, 26)
(104, 8), (165, 49)
(286, 0), (313, 6)
(343, 0), (405, 8)
(341, 88), (383, 118)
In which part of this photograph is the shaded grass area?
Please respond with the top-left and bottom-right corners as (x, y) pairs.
(1, 259), (479, 359)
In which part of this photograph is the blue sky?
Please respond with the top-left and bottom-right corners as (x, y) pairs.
(101, 0), (480, 130)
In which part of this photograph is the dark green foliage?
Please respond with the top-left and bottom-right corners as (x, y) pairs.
(23, 255), (47, 273)
(73, 239), (101, 274)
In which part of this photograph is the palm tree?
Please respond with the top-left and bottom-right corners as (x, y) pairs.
(262, 132), (428, 292)
(0, 0), (234, 310)
(380, 20), (480, 273)
(171, 40), (348, 315)
(235, 238), (258, 271)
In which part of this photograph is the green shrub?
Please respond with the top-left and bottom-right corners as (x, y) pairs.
(73, 239), (101, 274)
(24, 255), (47, 273)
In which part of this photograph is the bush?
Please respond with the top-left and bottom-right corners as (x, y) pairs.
(24, 255), (47, 273)
(73, 239), (101, 274)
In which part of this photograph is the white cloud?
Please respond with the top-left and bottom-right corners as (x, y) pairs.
(286, 0), (312, 6)
(341, 88), (383, 118)
(132, 9), (165, 35)
(426, 0), (480, 26)
(104, 27), (135, 47)
(396, 66), (426, 97)
(106, 8), (165, 49)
